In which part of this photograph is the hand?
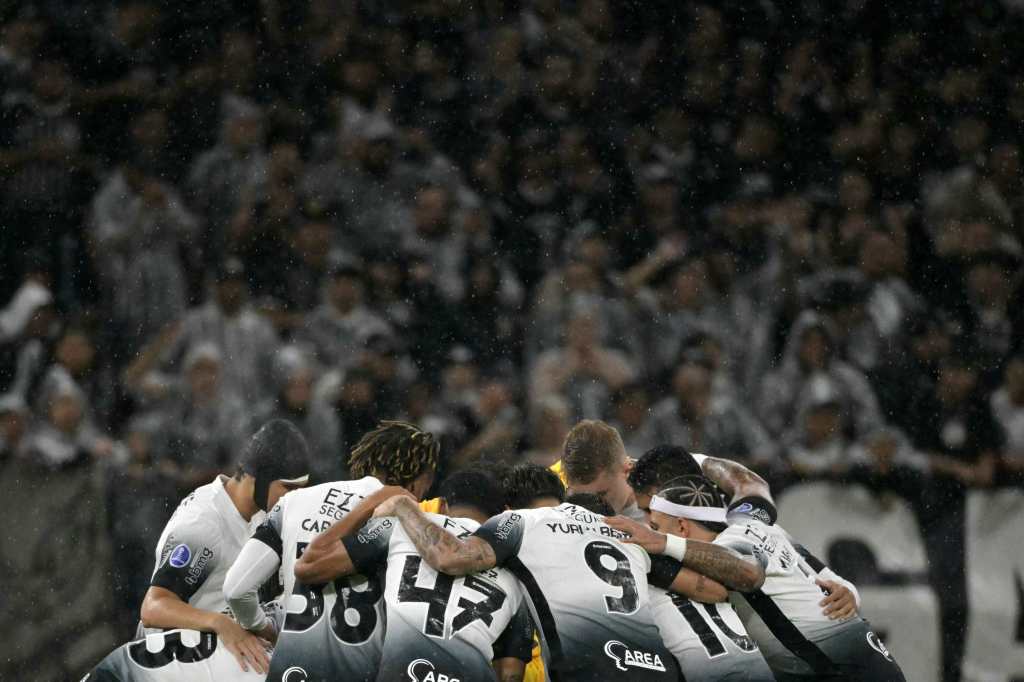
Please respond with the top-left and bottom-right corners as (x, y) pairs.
(215, 614), (271, 673)
(604, 516), (668, 554)
(367, 486), (416, 517)
(817, 579), (857, 621)
(372, 491), (415, 518)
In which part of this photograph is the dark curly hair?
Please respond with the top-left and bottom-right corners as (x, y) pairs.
(348, 420), (440, 486)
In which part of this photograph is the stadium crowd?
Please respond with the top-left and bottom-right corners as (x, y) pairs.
(2, 1), (1023, 680)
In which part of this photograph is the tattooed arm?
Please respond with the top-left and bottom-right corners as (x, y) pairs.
(382, 496), (498, 575)
(670, 567), (729, 603)
(701, 455), (773, 504)
(681, 540), (764, 592)
(607, 515), (765, 592)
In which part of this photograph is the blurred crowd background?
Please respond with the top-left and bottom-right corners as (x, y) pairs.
(2, 1), (1024, 680)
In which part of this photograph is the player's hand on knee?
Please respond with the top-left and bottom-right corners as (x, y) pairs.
(216, 614), (272, 673)
(816, 579), (857, 621)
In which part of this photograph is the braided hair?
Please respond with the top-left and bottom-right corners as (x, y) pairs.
(348, 420), (440, 486)
(658, 475), (728, 533)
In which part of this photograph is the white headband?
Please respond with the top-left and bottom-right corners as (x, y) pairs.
(279, 474), (310, 486)
(650, 495), (727, 524)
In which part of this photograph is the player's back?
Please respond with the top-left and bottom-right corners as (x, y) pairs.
(261, 476), (386, 682)
(144, 476), (261, 634)
(85, 628), (267, 682)
(346, 513), (526, 682)
(475, 502), (678, 682)
(649, 586), (774, 681)
(718, 519), (869, 677)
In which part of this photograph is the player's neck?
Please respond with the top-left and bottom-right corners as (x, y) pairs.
(223, 475), (259, 521)
(447, 505), (488, 524)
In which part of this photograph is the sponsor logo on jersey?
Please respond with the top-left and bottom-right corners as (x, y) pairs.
(494, 513), (521, 540)
(282, 666), (309, 681)
(169, 543), (192, 568)
(603, 640), (667, 672)
(866, 631), (894, 662)
(734, 501), (773, 524)
(185, 547), (214, 585)
(407, 657), (460, 682)
(357, 518), (393, 543)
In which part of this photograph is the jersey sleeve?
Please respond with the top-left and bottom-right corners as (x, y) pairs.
(726, 495), (778, 526)
(151, 520), (221, 602)
(250, 500), (285, 559)
(713, 522), (770, 571)
(342, 518), (395, 574)
(492, 602), (536, 663)
(473, 511), (527, 566)
(647, 554), (684, 590)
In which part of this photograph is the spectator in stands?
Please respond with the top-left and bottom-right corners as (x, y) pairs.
(89, 160), (198, 351)
(608, 383), (655, 457)
(990, 355), (1024, 479)
(400, 184), (467, 302)
(133, 257), (278, 404)
(635, 256), (735, 380)
(299, 256), (390, 371)
(642, 357), (777, 468)
(253, 344), (340, 484)
(452, 372), (522, 469)
(187, 94), (267, 261)
(0, 277), (57, 398)
(521, 394), (571, 467)
(530, 309), (636, 422)
(760, 311), (883, 439)
(23, 370), (117, 470)
(783, 375), (855, 480)
(151, 342), (248, 490)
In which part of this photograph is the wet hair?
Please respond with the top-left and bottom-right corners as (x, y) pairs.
(628, 444), (702, 493)
(658, 475), (728, 534)
(348, 420), (440, 486)
(438, 469), (506, 518)
(566, 492), (614, 516)
(562, 420), (626, 485)
(502, 463), (566, 509)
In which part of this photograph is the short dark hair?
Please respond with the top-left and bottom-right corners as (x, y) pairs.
(562, 420), (626, 485)
(566, 492), (614, 516)
(628, 445), (702, 492)
(502, 463), (566, 509)
(438, 469), (506, 518)
(659, 475), (727, 534)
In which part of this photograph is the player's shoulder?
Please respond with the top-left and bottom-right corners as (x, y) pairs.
(437, 514), (481, 536)
(714, 517), (777, 548)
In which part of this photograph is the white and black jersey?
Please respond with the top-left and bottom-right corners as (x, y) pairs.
(473, 503), (680, 682)
(145, 476), (264, 631)
(84, 628), (266, 682)
(344, 513), (533, 682)
(720, 507), (904, 680)
(647, 581), (774, 681)
(250, 477), (386, 682)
